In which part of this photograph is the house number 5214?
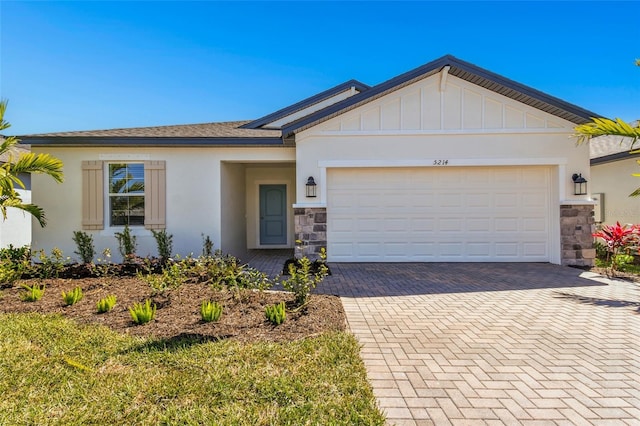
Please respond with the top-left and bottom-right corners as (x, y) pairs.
(433, 160), (449, 165)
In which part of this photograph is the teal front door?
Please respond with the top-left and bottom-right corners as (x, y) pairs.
(259, 185), (287, 245)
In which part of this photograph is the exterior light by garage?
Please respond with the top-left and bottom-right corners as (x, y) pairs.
(572, 173), (588, 195)
(305, 176), (317, 198)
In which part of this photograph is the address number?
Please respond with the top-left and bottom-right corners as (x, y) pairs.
(433, 160), (449, 165)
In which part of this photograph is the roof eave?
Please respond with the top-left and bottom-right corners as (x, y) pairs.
(591, 150), (640, 165)
(22, 136), (286, 147)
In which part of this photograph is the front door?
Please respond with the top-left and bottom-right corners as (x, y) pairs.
(259, 184), (287, 245)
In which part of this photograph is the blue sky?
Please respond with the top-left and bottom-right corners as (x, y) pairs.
(1, 1), (639, 136)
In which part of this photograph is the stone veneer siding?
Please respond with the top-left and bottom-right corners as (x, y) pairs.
(294, 207), (327, 260)
(560, 204), (595, 267)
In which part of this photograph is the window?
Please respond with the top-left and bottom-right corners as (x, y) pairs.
(108, 163), (145, 226)
(82, 160), (165, 231)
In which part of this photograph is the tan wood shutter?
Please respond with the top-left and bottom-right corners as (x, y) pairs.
(81, 161), (104, 230)
(144, 160), (166, 229)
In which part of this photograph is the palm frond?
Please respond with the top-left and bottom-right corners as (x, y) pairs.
(10, 153), (64, 183)
(573, 117), (640, 147)
(0, 100), (10, 133)
(0, 197), (47, 227)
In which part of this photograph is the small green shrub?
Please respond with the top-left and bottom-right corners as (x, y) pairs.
(34, 247), (69, 279)
(115, 225), (137, 262)
(202, 234), (214, 257)
(61, 287), (84, 306)
(138, 262), (186, 295)
(200, 300), (223, 322)
(72, 231), (95, 264)
(96, 295), (117, 313)
(281, 249), (328, 306)
(21, 284), (45, 302)
(613, 253), (635, 270)
(129, 299), (156, 325)
(152, 229), (173, 262)
(265, 301), (286, 325)
(0, 261), (23, 285)
(0, 244), (31, 264)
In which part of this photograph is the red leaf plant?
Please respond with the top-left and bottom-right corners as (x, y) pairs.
(592, 222), (639, 274)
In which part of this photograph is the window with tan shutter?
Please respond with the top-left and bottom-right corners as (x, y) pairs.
(82, 160), (166, 230)
(81, 161), (104, 230)
(144, 160), (166, 230)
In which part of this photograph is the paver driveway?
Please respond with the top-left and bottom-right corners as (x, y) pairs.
(320, 263), (640, 426)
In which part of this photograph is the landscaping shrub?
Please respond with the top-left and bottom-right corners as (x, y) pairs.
(281, 249), (328, 306)
(202, 234), (214, 257)
(96, 295), (117, 313)
(152, 229), (173, 263)
(0, 261), (23, 286)
(593, 222), (639, 275)
(33, 247), (69, 279)
(200, 300), (223, 322)
(0, 244), (31, 265)
(21, 284), (45, 302)
(72, 231), (95, 264)
(265, 301), (286, 325)
(115, 224), (137, 262)
(61, 287), (83, 306)
(129, 299), (156, 325)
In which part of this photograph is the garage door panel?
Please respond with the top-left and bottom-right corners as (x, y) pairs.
(467, 243), (492, 257)
(467, 218), (492, 232)
(327, 166), (551, 262)
(495, 243), (519, 257)
(523, 217), (547, 232)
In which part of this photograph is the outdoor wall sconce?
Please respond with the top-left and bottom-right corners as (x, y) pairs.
(305, 176), (317, 198)
(572, 173), (588, 195)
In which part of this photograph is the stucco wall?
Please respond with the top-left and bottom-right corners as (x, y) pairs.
(31, 146), (295, 263)
(0, 186), (31, 248)
(591, 157), (640, 226)
(220, 162), (247, 259)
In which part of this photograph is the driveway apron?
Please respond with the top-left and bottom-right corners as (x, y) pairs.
(320, 263), (640, 426)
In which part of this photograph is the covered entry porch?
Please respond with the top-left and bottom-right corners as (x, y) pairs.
(220, 161), (296, 260)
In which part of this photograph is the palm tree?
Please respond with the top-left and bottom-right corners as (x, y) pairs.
(573, 59), (640, 195)
(573, 117), (640, 147)
(0, 100), (64, 227)
(574, 59), (639, 145)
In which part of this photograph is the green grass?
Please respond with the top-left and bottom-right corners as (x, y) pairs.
(0, 313), (385, 425)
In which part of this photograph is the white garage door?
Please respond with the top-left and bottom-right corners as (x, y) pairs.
(327, 166), (551, 262)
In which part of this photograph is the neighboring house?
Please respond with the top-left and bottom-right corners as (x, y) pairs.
(0, 138), (32, 248)
(590, 132), (640, 226)
(22, 55), (599, 266)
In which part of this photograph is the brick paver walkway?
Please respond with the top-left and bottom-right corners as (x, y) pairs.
(324, 263), (640, 425)
(246, 253), (640, 425)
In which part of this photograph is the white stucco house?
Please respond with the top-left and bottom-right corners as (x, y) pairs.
(0, 139), (32, 249)
(590, 133), (640, 226)
(21, 55), (599, 266)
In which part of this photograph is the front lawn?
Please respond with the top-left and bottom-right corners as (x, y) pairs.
(0, 313), (385, 425)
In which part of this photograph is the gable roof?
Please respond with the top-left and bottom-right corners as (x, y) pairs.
(20, 55), (603, 147)
(240, 79), (369, 130)
(280, 55), (603, 138)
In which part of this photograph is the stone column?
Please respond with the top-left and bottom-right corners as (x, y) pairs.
(560, 204), (595, 267)
(293, 207), (327, 260)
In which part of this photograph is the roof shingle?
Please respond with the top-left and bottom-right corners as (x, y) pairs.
(21, 121), (280, 139)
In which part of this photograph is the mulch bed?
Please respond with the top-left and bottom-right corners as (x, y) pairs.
(0, 277), (346, 343)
